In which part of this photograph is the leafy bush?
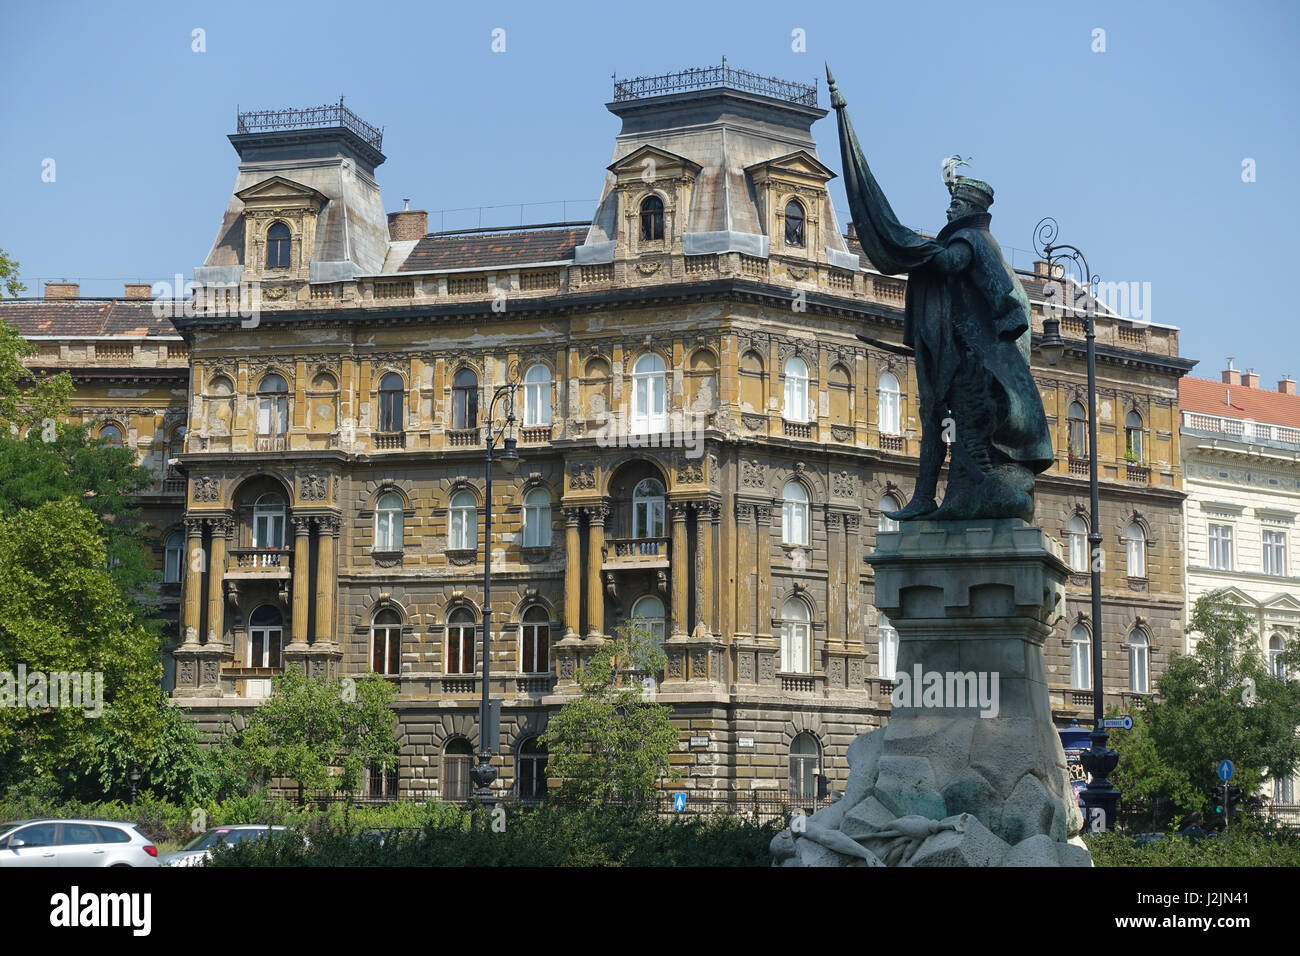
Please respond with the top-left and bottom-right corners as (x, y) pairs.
(1085, 823), (1300, 867)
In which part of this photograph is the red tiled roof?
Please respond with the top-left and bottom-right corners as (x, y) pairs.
(399, 227), (588, 272)
(1181, 376), (1300, 428)
(0, 299), (178, 337)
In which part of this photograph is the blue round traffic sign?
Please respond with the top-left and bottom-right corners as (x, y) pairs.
(1217, 759), (1234, 781)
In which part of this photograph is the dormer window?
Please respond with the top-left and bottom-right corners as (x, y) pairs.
(640, 196), (664, 241)
(266, 222), (291, 269)
(784, 200), (805, 247)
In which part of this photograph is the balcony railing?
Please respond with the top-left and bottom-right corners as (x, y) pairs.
(236, 99), (383, 151)
(1182, 410), (1300, 446)
(255, 434), (287, 452)
(229, 548), (292, 574)
(372, 431), (406, 450)
(447, 427), (480, 447)
(1125, 463), (1150, 484)
(520, 425), (553, 444)
(879, 434), (904, 452)
(782, 419), (812, 439)
(605, 536), (671, 568)
(1067, 456), (1090, 477)
(613, 63), (819, 108)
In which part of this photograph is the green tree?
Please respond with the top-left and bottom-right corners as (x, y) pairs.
(1112, 591), (1300, 818)
(0, 499), (165, 795)
(227, 670), (401, 805)
(541, 625), (681, 809)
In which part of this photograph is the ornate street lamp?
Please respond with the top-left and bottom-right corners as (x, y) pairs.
(470, 379), (521, 806)
(1034, 217), (1120, 832)
(128, 761), (142, 803)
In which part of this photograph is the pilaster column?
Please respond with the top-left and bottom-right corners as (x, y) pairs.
(289, 515), (313, 648)
(314, 514), (340, 644)
(734, 501), (754, 638)
(563, 508), (582, 637)
(696, 502), (718, 634)
(669, 502), (689, 636)
(825, 509), (845, 649)
(585, 504), (607, 638)
(755, 503), (773, 638)
(205, 517), (232, 647)
(181, 517), (205, 648)
(845, 513), (863, 647)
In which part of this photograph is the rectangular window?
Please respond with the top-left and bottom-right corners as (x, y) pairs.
(1208, 523), (1233, 570)
(1263, 531), (1286, 576)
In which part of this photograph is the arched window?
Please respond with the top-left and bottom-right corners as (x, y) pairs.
(449, 490), (477, 551)
(378, 372), (404, 433)
(452, 369), (478, 430)
(265, 222), (291, 269)
(1270, 634), (1287, 679)
(784, 356), (809, 422)
(517, 737), (548, 801)
(374, 491), (404, 551)
(1068, 401), (1088, 458)
(523, 487), (551, 548)
(782, 481), (809, 546)
(371, 608), (402, 675)
(167, 426), (185, 476)
(520, 605), (550, 674)
(788, 733), (819, 800)
(640, 195), (664, 241)
(446, 607), (476, 675)
(1071, 623), (1092, 690)
(1129, 629), (1149, 693)
(1125, 410), (1143, 462)
(249, 605), (283, 668)
(781, 598), (812, 674)
(878, 372), (901, 435)
(633, 478), (665, 539)
(1067, 515), (1088, 573)
(253, 493), (286, 549)
(1125, 522), (1146, 577)
(631, 594), (665, 642)
(631, 353), (667, 433)
(443, 737), (473, 802)
(163, 531), (183, 584)
(257, 374), (289, 437)
(878, 494), (901, 534)
(878, 614), (898, 679)
(784, 200), (805, 247)
(523, 364), (551, 427)
(99, 424), (123, 448)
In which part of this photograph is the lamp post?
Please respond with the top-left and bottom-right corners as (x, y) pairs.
(128, 761), (141, 803)
(469, 379), (521, 807)
(1034, 217), (1120, 832)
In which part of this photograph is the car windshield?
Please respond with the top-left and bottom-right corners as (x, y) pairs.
(180, 827), (274, 851)
(180, 829), (232, 851)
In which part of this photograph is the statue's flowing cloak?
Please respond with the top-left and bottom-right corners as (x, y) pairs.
(832, 98), (1054, 473)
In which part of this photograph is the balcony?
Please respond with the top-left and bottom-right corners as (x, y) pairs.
(1125, 463), (1150, 484)
(779, 673), (824, 694)
(515, 674), (554, 694)
(520, 425), (552, 445)
(372, 431), (406, 450)
(782, 419), (813, 440)
(1067, 456), (1090, 477)
(603, 536), (670, 570)
(255, 434), (288, 452)
(227, 548), (292, 578)
(447, 427), (480, 447)
(879, 434), (903, 452)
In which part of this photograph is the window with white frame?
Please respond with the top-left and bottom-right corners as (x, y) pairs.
(1269, 634), (1287, 679)
(632, 478), (665, 539)
(520, 605), (550, 674)
(516, 737), (548, 801)
(1124, 410), (1143, 462)
(1274, 776), (1294, 805)
(256, 374), (289, 436)
(449, 490), (477, 551)
(784, 356), (809, 422)
(163, 531), (183, 583)
(452, 369), (478, 429)
(878, 372), (901, 435)
(1125, 522), (1146, 577)
(371, 608), (402, 675)
(788, 733), (819, 799)
(630, 594), (665, 642)
(248, 604), (283, 668)
(1067, 402), (1088, 458)
(523, 364), (551, 427)
(378, 373), (404, 432)
(374, 492), (403, 551)
(1071, 623), (1092, 690)
(442, 738), (473, 801)
(1208, 523), (1233, 570)
(445, 608), (476, 675)
(1129, 629), (1149, 693)
(1067, 516), (1088, 573)
(1263, 530), (1286, 576)
(631, 353), (667, 433)
(523, 487), (551, 548)
(782, 481), (809, 546)
(253, 493), (286, 549)
(878, 495), (900, 534)
(781, 598), (812, 674)
(878, 614), (898, 679)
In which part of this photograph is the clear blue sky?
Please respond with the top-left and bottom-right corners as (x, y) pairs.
(2, 0), (1296, 384)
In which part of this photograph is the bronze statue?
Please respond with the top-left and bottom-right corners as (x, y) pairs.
(828, 67), (1054, 522)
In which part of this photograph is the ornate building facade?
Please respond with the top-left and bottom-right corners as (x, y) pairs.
(5, 68), (1196, 802)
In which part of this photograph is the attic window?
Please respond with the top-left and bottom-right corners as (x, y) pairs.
(640, 196), (664, 241)
(784, 200), (805, 247)
(266, 222), (291, 269)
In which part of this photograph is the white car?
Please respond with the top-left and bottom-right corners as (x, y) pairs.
(0, 819), (160, 867)
(160, 825), (290, 867)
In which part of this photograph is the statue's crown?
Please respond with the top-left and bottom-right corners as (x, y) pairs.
(951, 176), (994, 210)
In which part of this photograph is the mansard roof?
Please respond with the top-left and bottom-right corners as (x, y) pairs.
(1182, 376), (1300, 429)
(0, 299), (178, 338)
(397, 226), (587, 273)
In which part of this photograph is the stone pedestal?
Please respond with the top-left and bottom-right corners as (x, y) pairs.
(772, 519), (1090, 867)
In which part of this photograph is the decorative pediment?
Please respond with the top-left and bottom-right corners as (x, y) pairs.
(1261, 593), (1300, 613)
(235, 176), (328, 210)
(745, 149), (837, 185)
(607, 144), (702, 181)
(1208, 585), (1258, 609)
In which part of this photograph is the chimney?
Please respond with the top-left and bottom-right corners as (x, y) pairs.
(1221, 357), (1241, 386)
(1033, 260), (1063, 280)
(124, 283), (151, 300)
(845, 221), (857, 241)
(44, 281), (79, 299)
(387, 203), (428, 241)
(1242, 368), (1260, 389)
(1280, 376), (1297, 396)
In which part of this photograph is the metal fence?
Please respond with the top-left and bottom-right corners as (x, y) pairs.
(236, 98), (383, 151)
(613, 64), (818, 108)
